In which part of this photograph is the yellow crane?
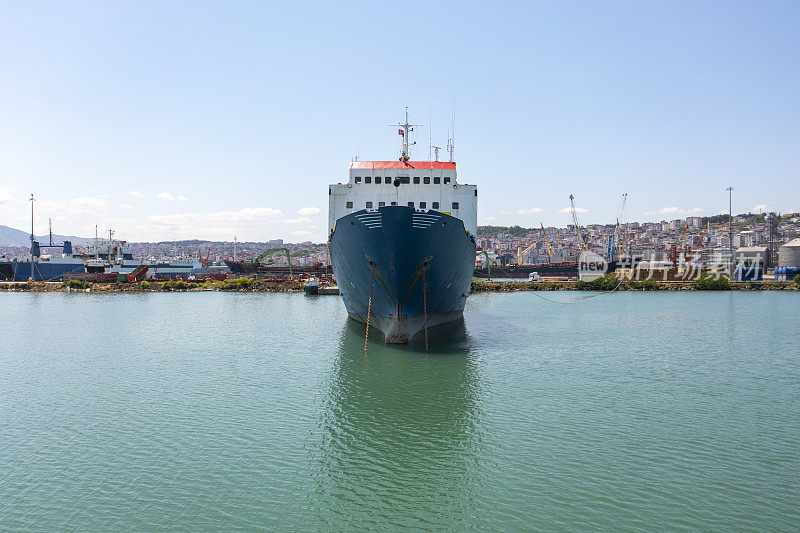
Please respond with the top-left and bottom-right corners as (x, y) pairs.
(614, 193), (628, 260)
(540, 223), (556, 259)
(516, 242), (537, 265)
(569, 194), (588, 252)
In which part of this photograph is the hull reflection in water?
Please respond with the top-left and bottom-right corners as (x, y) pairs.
(310, 319), (485, 529)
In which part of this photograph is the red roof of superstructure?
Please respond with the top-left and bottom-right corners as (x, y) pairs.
(349, 161), (456, 170)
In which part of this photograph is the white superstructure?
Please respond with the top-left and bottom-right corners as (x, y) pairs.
(328, 161), (477, 235)
(329, 109), (477, 236)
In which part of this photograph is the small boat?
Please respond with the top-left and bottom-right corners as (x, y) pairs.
(304, 276), (320, 295)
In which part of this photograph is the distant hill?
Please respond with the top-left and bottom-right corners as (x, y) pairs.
(0, 225), (30, 246)
(0, 225), (93, 247)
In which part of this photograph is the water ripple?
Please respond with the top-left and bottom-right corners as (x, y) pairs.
(0, 291), (798, 530)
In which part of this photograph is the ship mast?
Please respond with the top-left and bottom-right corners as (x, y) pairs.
(390, 107), (422, 162)
(29, 194), (34, 244)
(29, 194), (36, 268)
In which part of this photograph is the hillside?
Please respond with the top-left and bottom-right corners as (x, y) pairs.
(0, 225), (93, 247)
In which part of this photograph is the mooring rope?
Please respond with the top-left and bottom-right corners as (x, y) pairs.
(422, 266), (429, 352)
(364, 264), (374, 356)
(484, 263), (622, 305)
(527, 282), (622, 304)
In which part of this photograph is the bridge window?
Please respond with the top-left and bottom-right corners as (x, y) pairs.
(444, 177), (451, 184)
(434, 177), (441, 184)
(413, 176), (420, 184)
(365, 176), (371, 184)
(355, 176), (361, 183)
(385, 177), (391, 184)
(424, 177), (430, 184)
(399, 176), (410, 184)
(346, 201), (353, 208)
(452, 202), (459, 209)
(432, 201), (440, 209)
(366, 201), (373, 208)
(391, 201), (397, 205)
(379, 201), (385, 207)
(408, 201), (414, 207)
(420, 201), (427, 209)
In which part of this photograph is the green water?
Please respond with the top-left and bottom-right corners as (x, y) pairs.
(1, 291), (798, 530)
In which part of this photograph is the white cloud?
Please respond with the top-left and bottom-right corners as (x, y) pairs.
(297, 206), (321, 216)
(284, 217), (312, 224)
(500, 208), (543, 215)
(559, 206), (588, 214)
(177, 196), (188, 202)
(135, 207), (285, 241)
(147, 207), (282, 225)
(292, 230), (313, 238)
(485, 216), (498, 221)
(71, 197), (107, 209)
(0, 187), (22, 205)
(643, 206), (704, 216)
(0, 187), (307, 242)
(35, 196), (108, 217)
(157, 192), (175, 201)
(130, 190), (145, 198)
(753, 204), (768, 213)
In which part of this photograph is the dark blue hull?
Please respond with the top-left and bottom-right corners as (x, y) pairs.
(329, 206), (477, 343)
(11, 261), (84, 281)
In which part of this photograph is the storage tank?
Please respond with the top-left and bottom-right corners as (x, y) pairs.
(778, 238), (800, 268)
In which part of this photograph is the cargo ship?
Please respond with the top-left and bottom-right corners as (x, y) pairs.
(224, 262), (329, 277)
(9, 240), (87, 281)
(472, 261), (619, 278)
(473, 262), (579, 279)
(328, 110), (477, 343)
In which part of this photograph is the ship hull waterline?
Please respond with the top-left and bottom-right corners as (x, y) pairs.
(11, 261), (85, 281)
(329, 206), (476, 344)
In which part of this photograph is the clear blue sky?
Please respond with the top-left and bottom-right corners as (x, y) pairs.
(1, 1), (798, 242)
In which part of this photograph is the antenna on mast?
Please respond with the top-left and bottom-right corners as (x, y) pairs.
(448, 92), (455, 162)
(428, 103), (432, 161)
(29, 194), (35, 243)
(390, 107), (423, 162)
(432, 146), (441, 162)
(446, 137), (454, 162)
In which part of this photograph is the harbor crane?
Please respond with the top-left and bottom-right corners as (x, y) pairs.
(540, 223), (556, 259)
(254, 247), (293, 276)
(196, 248), (211, 267)
(612, 193), (628, 261)
(516, 242), (537, 265)
(569, 194), (587, 252)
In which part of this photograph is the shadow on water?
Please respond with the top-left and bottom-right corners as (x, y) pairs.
(308, 318), (485, 529)
(369, 315), (474, 355)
